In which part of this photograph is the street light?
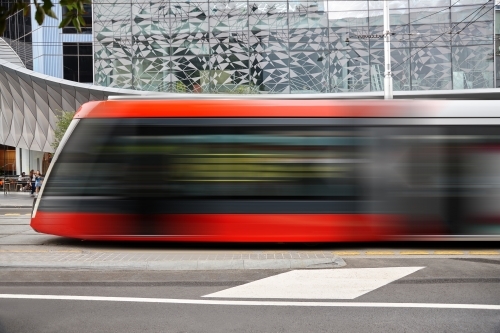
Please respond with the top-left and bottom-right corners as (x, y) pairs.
(383, 0), (393, 99)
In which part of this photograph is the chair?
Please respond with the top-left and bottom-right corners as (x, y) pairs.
(16, 182), (24, 191)
(3, 180), (11, 194)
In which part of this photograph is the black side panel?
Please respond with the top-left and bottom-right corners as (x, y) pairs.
(40, 118), (362, 215)
(39, 198), (358, 214)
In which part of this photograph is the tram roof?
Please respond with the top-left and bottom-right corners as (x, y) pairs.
(74, 96), (500, 120)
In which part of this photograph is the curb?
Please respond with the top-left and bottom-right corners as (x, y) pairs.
(0, 256), (346, 271)
(0, 205), (32, 208)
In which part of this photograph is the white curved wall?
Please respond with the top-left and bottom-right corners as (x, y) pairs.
(0, 58), (148, 153)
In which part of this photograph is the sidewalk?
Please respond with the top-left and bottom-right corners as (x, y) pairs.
(0, 191), (35, 208)
(0, 248), (347, 271)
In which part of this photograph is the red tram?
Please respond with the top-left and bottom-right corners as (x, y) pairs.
(31, 97), (500, 241)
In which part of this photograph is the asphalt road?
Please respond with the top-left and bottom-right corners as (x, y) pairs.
(1, 208), (500, 332)
(1, 258), (500, 333)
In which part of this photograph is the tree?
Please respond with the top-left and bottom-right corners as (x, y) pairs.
(51, 110), (75, 151)
(0, 0), (90, 35)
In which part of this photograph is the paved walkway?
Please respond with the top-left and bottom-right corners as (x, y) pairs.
(1, 247), (500, 271)
(0, 191), (34, 208)
(0, 249), (347, 271)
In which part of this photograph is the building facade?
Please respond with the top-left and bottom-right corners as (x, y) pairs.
(496, 1), (500, 88)
(1, 0), (93, 81)
(93, 0), (496, 94)
(0, 0), (499, 176)
(0, 0), (96, 175)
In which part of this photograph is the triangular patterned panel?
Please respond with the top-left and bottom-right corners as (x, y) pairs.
(10, 101), (23, 145)
(75, 88), (90, 107)
(3, 68), (21, 91)
(89, 91), (105, 101)
(43, 142), (54, 154)
(46, 83), (63, 110)
(0, 72), (13, 111)
(21, 119), (33, 151)
(17, 135), (29, 150)
(61, 86), (77, 111)
(44, 128), (55, 153)
(0, 98), (8, 143)
(36, 126), (48, 153)
(35, 107), (50, 139)
(6, 74), (24, 113)
(31, 122), (42, 152)
(0, 85), (13, 126)
(4, 132), (16, 147)
(22, 97), (37, 142)
(32, 88), (50, 124)
(48, 107), (57, 133)
(18, 79), (37, 118)
(17, 71), (35, 96)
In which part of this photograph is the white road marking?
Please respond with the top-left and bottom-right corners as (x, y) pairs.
(0, 294), (499, 310)
(204, 267), (425, 300)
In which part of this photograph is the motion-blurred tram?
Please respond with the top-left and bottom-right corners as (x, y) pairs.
(31, 97), (500, 241)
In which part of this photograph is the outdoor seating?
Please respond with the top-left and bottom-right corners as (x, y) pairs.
(3, 179), (11, 194)
(15, 177), (30, 191)
(1, 177), (27, 194)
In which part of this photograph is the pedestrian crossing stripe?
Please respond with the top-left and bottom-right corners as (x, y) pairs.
(204, 267), (425, 300)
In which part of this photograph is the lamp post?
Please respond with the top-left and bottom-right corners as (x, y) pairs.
(383, 0), (393, 99)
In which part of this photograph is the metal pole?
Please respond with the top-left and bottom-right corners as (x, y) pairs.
(383, 0), (393, 99)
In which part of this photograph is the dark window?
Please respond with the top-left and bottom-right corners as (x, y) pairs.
(63, 42), (92, 83)
(62, 4), (92, 34)
(43, 118), (361, 200)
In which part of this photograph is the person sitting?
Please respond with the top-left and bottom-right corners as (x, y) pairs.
(18, 172), (26, 181)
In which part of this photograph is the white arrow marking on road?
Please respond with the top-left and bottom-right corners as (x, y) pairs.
(203, 267), (425, 300)
(0, 294), (499, 310)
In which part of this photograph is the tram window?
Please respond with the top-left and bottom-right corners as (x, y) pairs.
(43, 119), (363, 200)
(154, 126), (361, 199)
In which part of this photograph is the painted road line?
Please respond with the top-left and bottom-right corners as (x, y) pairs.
(0, 249), (50, 252)
(332, 251), (360, 256)
(51, 250), (82, 253)
(4, 214), (20, 216)
(365, 251), (394, 255)
(0, 250), (81, 253)
(400, 251), (430, 255)
(0, 294), (499, 310)
(469, 251), (500, 255)
(204, 267), (424, 299)
(434, 251), (464, 255)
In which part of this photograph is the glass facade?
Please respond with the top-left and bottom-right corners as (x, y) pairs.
(1, 0), (33, 69)
(93, 0), (495, 93)
(1, 2), (94, 78)
(496, 4), (500, 87)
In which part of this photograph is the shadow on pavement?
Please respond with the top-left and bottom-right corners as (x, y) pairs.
(40, 238), (500, 251)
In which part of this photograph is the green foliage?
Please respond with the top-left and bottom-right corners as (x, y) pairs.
(230, 85), (257, 94)
(174, 81), (187, 93)
(51, 110), (75, 151)
(0, 0), (90, 34)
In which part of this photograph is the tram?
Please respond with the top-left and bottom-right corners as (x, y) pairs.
(31, 97), (500, 241)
